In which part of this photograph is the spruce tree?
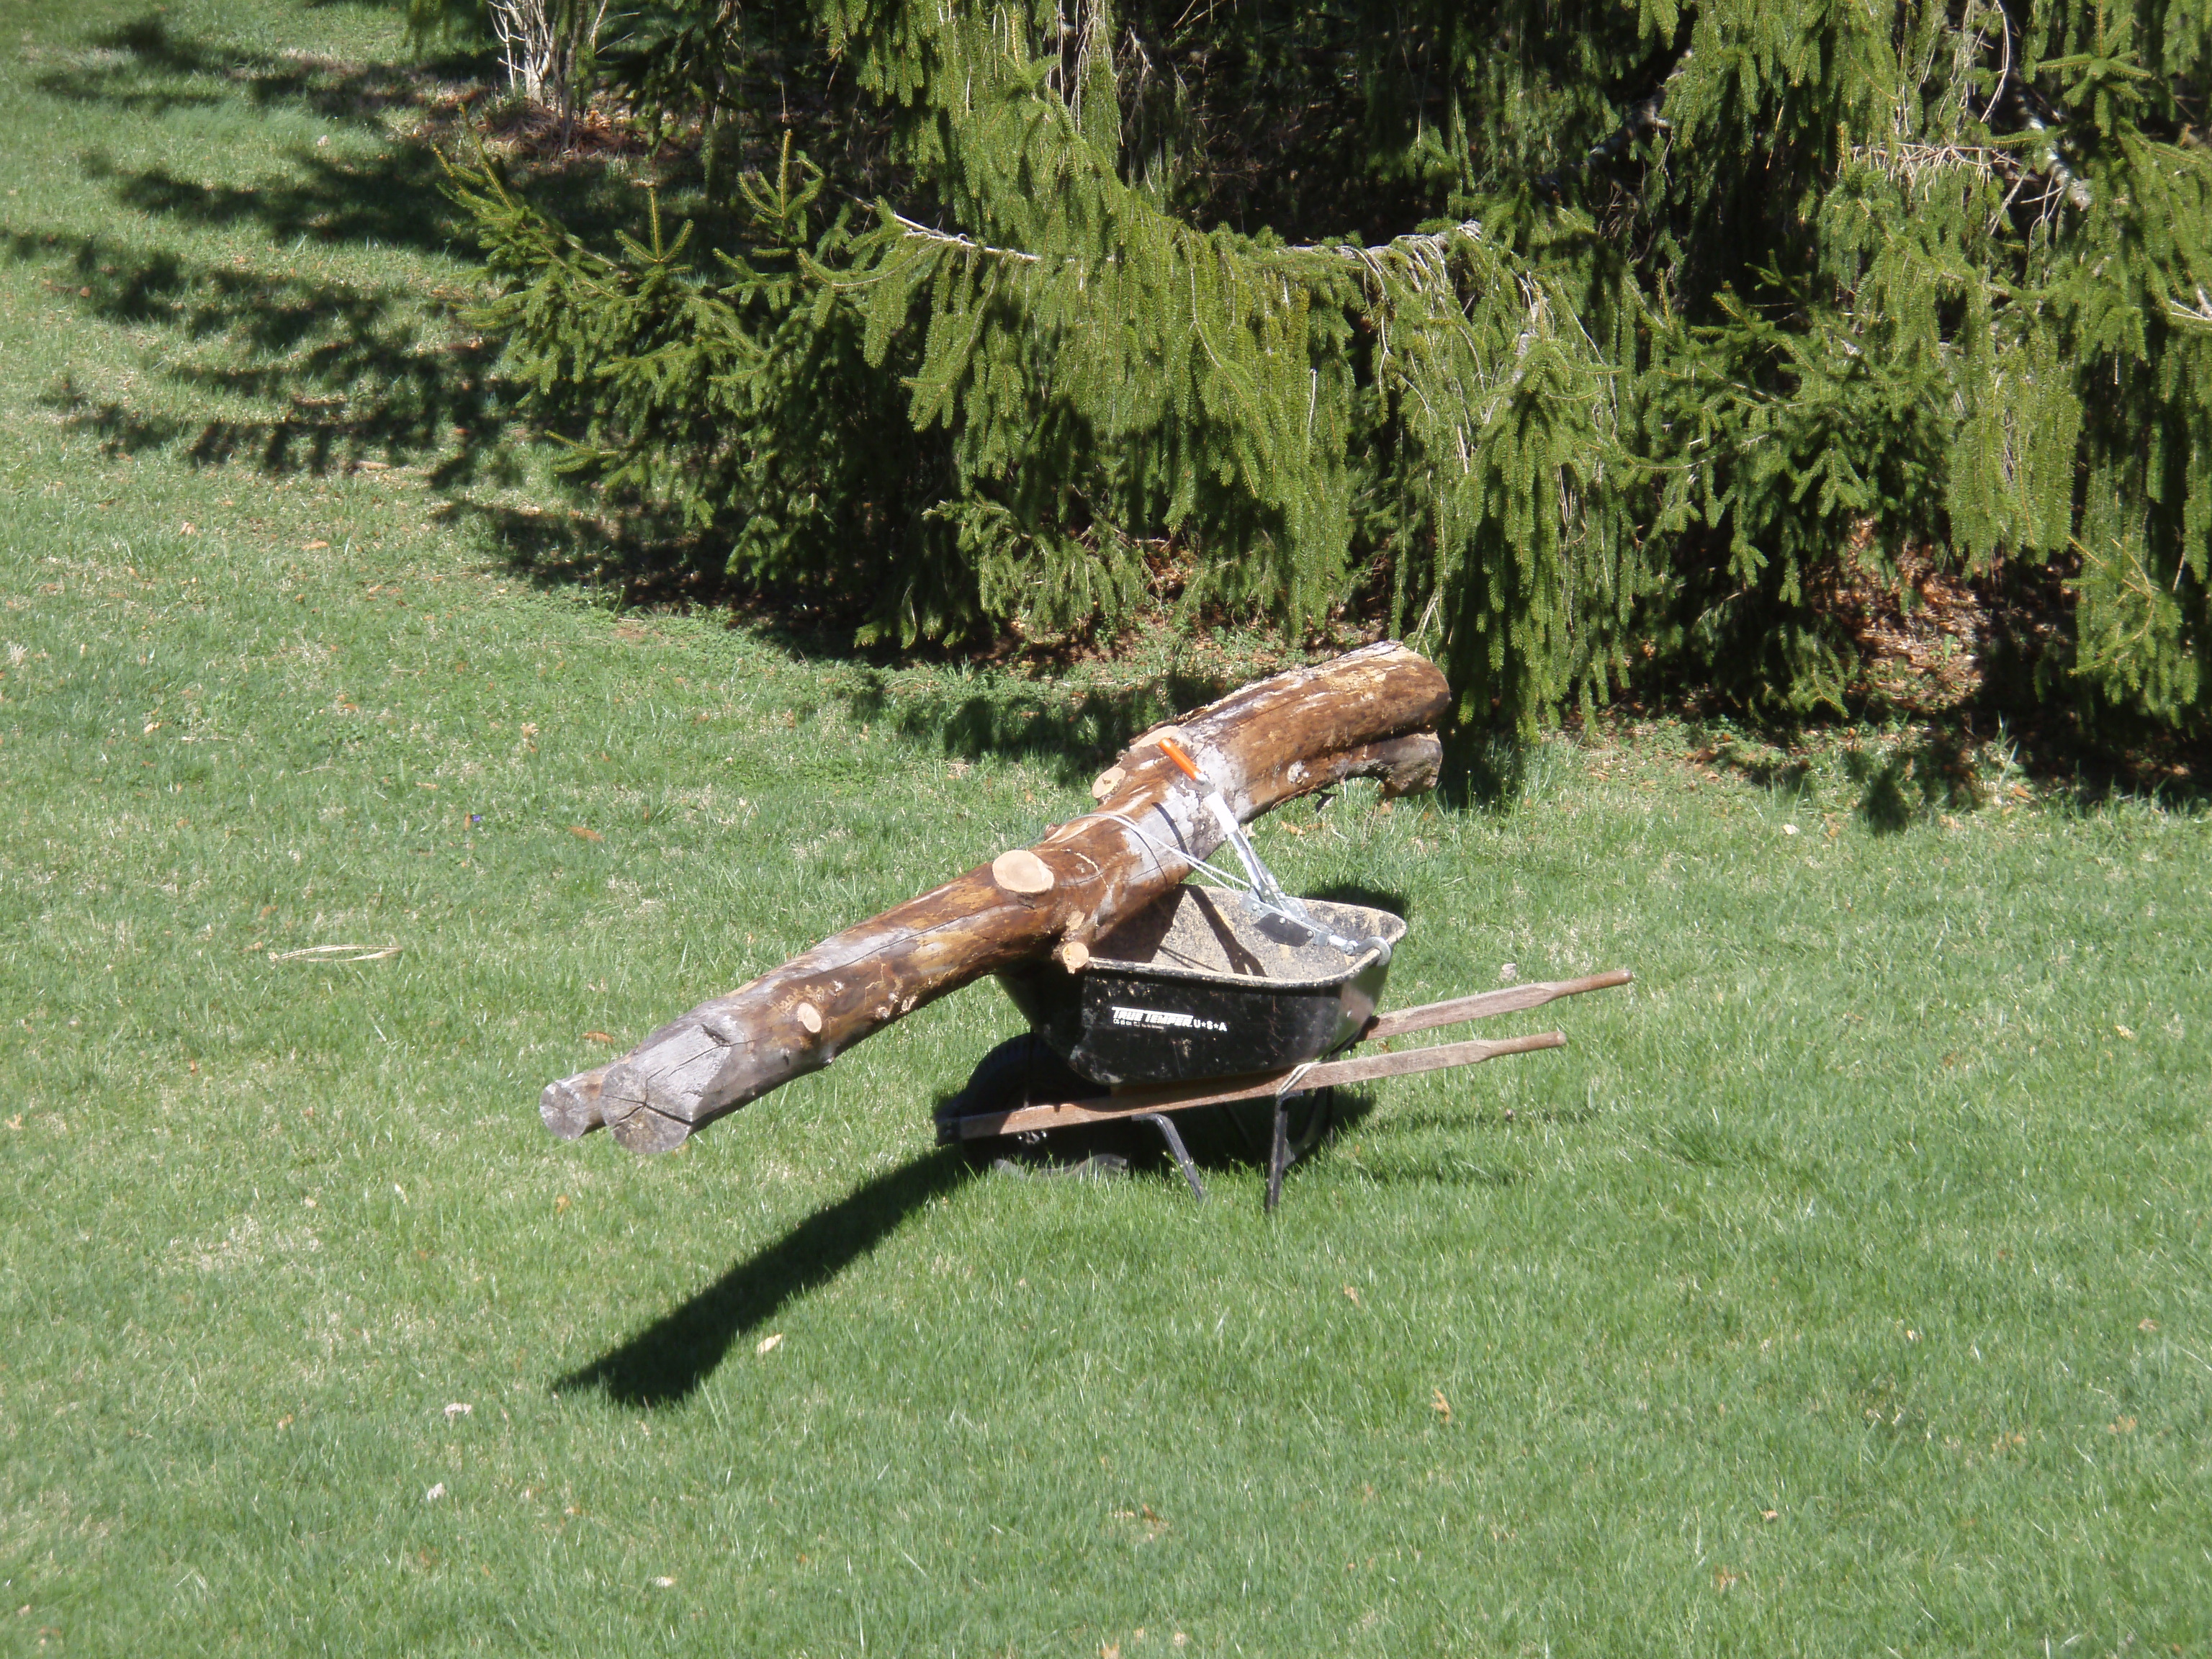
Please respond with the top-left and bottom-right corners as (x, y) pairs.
(446, 0), (2212, 738)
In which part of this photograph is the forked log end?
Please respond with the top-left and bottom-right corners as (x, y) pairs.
(603, 1097), (694, 1154)
(541, 1066), (610, 1139)
(1364, 732), (1443, 798)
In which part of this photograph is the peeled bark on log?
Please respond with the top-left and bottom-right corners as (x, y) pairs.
(544, 642), (1449, 1153)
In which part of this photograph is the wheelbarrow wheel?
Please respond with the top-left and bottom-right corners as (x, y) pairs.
(1228, 1085), (1335, 1161)
(1286, 1085), (1336, 1158)
(935, 1034), (1119, 1174)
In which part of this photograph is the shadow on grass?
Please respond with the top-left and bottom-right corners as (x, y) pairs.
(36, 12), (492, 127)
(936, 1034), (1383, 1201)
(46, 14), (680, 248)
(560, 1148), (973, 1408)
(1688, 719), (1985, 833)
(90, 145), (469, 258)
(1683, 721), (1815, 797)
(1839, 733), (1987, 834)
(1321, 1091), (1532, 1190)
(2, 12), (655, 482)
(1436, 726), (1586, 811)
(9, 228), (513, 480)
(475, 499), (739, 607)
(1212, 1086), (1379, 1177)
(831, 666), (1248, 783)
(971, 1089), (1387, 1202)
(83, 132), (647, 261)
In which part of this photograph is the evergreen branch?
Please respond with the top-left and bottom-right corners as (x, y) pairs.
(1536, 50), (1694, 199)
(2015, 109), (2093, 210)
(434, 0), (2212, 733)
(1851, 142), (2021, 188)
(1979, 0), (2013, 125)
(882, 210), (1482, 269)
(2168, 286), (2212, 330)
(887, 211), (1042, 262)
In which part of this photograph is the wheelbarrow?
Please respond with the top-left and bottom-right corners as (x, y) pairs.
(937, 882), (1631, 1210)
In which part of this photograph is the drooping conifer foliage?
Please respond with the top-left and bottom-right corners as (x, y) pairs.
(446, 0), (2212, 735)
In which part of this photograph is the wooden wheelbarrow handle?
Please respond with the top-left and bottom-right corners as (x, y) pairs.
(1362, 968), (1632, 1042)
(954, 1030), (1568, 1140)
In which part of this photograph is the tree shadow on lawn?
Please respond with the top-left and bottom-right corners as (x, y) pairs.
(81, 132), (645, 262)
(1676, 716), (1988, 833)
(1690, 716), (2209, 826)
(6, 11), (655, 479)
(559, 1147), (975, 1409)
(763, 649), (1436, 788)
(830, 666), (1251, 783)
(12, 228), (513, 481)
(45, 14), (691, 251)
(1448, 704), (2209, 827)
(472, 498), (741, 610)
(1839, 735), (1984, 835)
(1437, 725), (1599, 812)
(36, 12), (494, 129)
(89, 143), (469, 260)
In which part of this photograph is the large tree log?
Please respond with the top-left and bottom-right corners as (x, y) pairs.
(544, 642), (1450, 1153)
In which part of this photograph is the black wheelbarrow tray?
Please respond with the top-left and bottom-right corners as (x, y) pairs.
(938, 885), (1631, 1210)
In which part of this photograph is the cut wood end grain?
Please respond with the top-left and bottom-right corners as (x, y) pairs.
(606, 1099), (691, 1154)
(990, 849), (1055, 894)
(541, 1066), (609, 1139)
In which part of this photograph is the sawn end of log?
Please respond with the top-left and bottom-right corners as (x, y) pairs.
(601, 1094), (697, 1154)
(541, 1066), (610, 1139)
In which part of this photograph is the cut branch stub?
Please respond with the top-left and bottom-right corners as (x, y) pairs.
(545, 642), (1449, 1153)
(989, 849), (1056, 893)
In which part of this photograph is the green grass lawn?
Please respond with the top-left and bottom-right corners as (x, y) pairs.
(4, 3), (2210, 1653)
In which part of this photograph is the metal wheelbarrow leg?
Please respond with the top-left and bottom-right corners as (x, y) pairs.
(1136, 1114), (1208, 1203)
(1263, 1084), (1335, 1213)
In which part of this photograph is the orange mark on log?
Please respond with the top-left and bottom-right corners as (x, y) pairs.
(1157, 736), (1204, 781)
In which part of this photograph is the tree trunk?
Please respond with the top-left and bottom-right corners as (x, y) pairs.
(543, 642), (1450, 1153)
